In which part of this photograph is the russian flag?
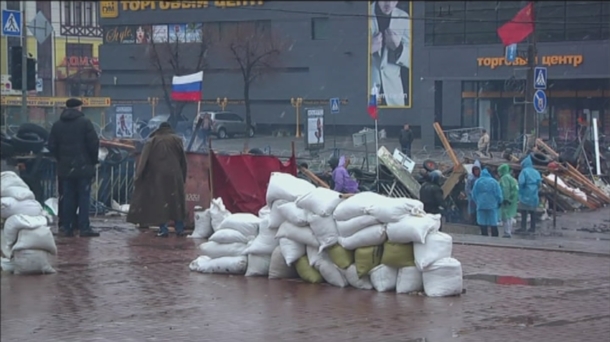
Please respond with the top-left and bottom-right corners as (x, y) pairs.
(367, 86), (378, 120)
(171, 71), (203, 102)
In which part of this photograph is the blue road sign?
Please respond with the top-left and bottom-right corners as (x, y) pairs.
(533, 89), (547, 114)
(505, 44), (517, 63)
(534, 66), (547, 90)
(330, 97), (340, 114)
(2, 9), (21, 37)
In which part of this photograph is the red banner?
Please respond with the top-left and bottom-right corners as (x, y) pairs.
(211, 151), (297, 214)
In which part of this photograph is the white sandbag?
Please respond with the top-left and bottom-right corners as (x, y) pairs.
(386, 213), (441, 244)
(1, 171), (28, 192)
(12, 249), (56, 275)
(12, 226), (58, 255)
(367, 197), (424, 223)
(208, 229), (251, 244)
(245, 254), (271, 277)
(198, 241), (247, 259)
(258, 205), (271, 219)
(396, 266), (424, 294)
(268, 199), (288, 229)
(242, 218), (278, 255)
(2, 186), (35, 201)
(333, 192), (385, 221)
(266, 172), (316, 204)
(276, 222), (320, 248)
(308, 214), (339, 252)
(210, 197), (231, 231)
(43, 197), (59, 216)
(188, 209), (213, 239)
(1, 257), (14, 272)
(3, 214), (49, 247)
(423, 257), (463, 297)
(278, 238), (306, 265)
(336, 215), (380, 238)
(269, 246), (298, 279)
(306, 245), (324, 266)
(217, 213), (260, 237)
(345, 264), (373, 290)
(295, 187), (343, 216)
(316, 259), (349, 288)
(1, 230), (11, 258)
(277, 202), (309, 226)
(369, 264), (398, 292)
(414, 232), (453, 271)
(191, 255), (248, 274)
(338, 224), (386, 250)
(1, 198), (43, 218)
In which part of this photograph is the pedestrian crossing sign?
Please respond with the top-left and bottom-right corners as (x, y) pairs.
(330, 97), (340, 114)
(2, 9), (21, 37)
(534, 67), (547, 90)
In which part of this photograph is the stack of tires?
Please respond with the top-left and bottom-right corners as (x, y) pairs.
(1, 124), (49, 160)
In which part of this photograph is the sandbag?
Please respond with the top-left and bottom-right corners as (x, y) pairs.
(279, 238), (306, 265)
(12, 226), (57, 255)
(1, 198), (43, 218)
(345, 264), (373, 290)
(3, 214), (48, 247)
(266, 172), (316, 205)
(276, 222), (320, 247)
(217, 213), (260, 237)
(367, 197), (424, 223)
(386, 213), (441, 244)
(258, 205), (271, 219)
(338, 224), (386, 250)
(306, 245), (324, 266)
(13, 249), (56, 275)
(381, 241), (415, 268)
(316, 259), (349, 287)
(189, 209), (213, 239)
(308, 214), (339, 252)
(1, 171), (28, 192)
(2, 186), (35, 201)
(245, 254), (271, 277)
(295, 255), (323, 283)
(336, 215), (380, 238)
(268, 246), (298, 279)
(295, 187), (342, 216)
(242, 218), (278, 255)
(326, 244), (354, 269)
(423, 257), (463, 297)
(396, 266), (424, 294)
(268, 199), (288, 229)
(369, 265), (398, 292)
(414, 232), (453, 270)
(333, 192), (386, 221)
(210, 198), (231, 231)
(208, 229), (251, 244)
(190, 255), (248, 274)
(198, 241), (248, 259)
(277, 202), (308, 226)
(1, 257), (14, 272)
(354, 245), (383, 278)
(1, 230), (11, 258)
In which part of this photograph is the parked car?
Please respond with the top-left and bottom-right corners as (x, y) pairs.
(198, 111), (256, 139)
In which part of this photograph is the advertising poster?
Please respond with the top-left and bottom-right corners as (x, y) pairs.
(115, 106), (133, 138)
(103, 26), (136, 44)
(135, 25), (152, 44)
(152, 25), (169, 43)
(305, 108), (324, 149)
(169, 24), (187, 43)
(186, 23), (203, 43)
(368, 1), (413, 108)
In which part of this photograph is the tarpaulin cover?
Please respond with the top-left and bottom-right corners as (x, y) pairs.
(211, 151), (297, 214)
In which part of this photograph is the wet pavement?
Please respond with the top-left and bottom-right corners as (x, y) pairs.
(2, 221), (610, 342)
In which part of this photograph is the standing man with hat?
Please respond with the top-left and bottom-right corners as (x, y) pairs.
(48, 98), (101, 237)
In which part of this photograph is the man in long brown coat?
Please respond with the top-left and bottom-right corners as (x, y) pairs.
(127, 122), (188, 237)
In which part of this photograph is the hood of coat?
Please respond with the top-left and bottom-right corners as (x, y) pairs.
(60, 108), (84, 121)
(150, 125), (175, 137)
(498, 164), (511, 177)
(480, 168), (492, 178)
(521, 155), (534, 169)
(338, 155), (346, 168)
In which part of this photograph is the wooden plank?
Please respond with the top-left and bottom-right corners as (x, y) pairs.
(376, 146), (420, 198)
(542, 177), (597, 209)
(433, 122), (462, 170)
(299, 167), (330, 189)
(442, 168), (465, 199)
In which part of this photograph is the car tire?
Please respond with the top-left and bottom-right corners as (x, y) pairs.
(17, 123), (49, 141)
(530, 152), (551, 166)
(423, 159), (438, 172)
(218, 128), (227, 139)
(11, 134), (45, 154)
(248, 126), (255, 138)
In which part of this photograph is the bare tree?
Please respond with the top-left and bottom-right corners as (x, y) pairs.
(221, 21), (287, 136)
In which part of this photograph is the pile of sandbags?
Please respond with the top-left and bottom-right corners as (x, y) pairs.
(188, 197), (231, 239)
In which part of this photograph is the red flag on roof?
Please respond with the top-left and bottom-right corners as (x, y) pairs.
(497, 2), (534, 46)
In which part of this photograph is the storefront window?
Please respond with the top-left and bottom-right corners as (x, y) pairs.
(462, 98), (477, 128)
(604, 108), (610, 135)
(556, 106), (577, 142)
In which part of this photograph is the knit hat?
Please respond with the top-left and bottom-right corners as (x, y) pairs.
(66, 98), (83, 108)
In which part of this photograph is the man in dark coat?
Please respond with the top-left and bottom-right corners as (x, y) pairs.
(48, 98), (100, 237)
(399, 123), (414, 158)
(419, 170), (445, 231)
(127, 122), (188, 237)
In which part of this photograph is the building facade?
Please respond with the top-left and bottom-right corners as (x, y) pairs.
(97, 1), (609, 146)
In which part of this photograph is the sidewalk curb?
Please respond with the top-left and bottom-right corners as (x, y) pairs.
(452, 241), (610, 258)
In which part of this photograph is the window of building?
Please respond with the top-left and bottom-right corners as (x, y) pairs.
(431, 1), (467, 45)
(218, 20), (271, 41)
(464, 2), (498, 44)
(311, 17), (329, 40)
(66, 43), (94, 59)
(565, 1), (604, 40)
(61, 1), (98, 27)
(537, 2), (567, 42)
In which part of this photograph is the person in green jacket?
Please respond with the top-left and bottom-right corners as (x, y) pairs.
(498, 164), (519, 238)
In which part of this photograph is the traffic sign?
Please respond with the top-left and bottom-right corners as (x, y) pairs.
(505, 44), (517, 63)
(28, 11), (53, 44)
(533, 89), (547, 113)
(330, 97), (340, 114)
(2, 9), (22, 37)
(35, 78), (43, 92)
(534, 66), (547, 90)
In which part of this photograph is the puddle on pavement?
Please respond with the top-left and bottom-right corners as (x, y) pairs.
(464, 274), (565, 286)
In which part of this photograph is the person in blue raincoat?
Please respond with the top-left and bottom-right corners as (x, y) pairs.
(517, 155), (542, 233)
(465, 160), (481, 223)
(471, 168), (503, 237)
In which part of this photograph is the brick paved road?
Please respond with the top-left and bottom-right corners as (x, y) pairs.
(2, 227), (609, 342)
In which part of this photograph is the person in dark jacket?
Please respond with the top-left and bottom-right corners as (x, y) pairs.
(399, 123), (414, 158)
(48, 98), (100, 237)
(419, 170), (445, 231)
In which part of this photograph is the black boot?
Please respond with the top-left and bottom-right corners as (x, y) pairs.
(490, 226), (499, 237)
(480, 226), (489, 236)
